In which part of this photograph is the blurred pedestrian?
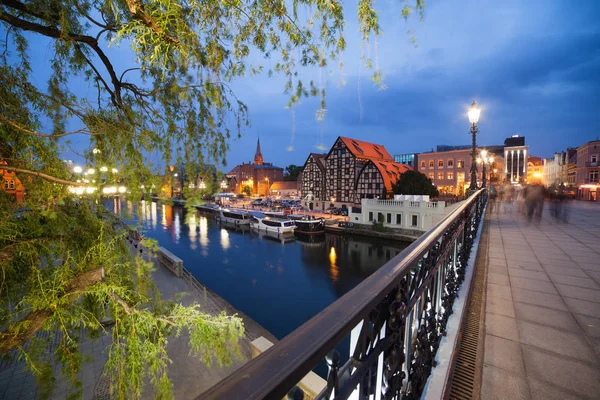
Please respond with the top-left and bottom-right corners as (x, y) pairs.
(524, 184), (544, 222)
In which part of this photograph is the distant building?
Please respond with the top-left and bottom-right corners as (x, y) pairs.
(227, 138), (284, 195)
(300, 136), (411, 210)
(527, 156), (544, 184)
(575, 140), (600, 201)
(504, 135), (528, 183)
(543, 152), (568, 186)
(349, 195), (446, 232)
(393, 153), (418, 168)
(62, 160), (75, 173)
(270, 181), (300, 198)
(1, 160), (25, 202)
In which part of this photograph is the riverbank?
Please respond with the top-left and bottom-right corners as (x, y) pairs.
(324, 224), (420, 243)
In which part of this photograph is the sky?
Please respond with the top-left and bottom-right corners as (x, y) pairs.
(222, 0), (600, 169)
(12, 0), (600, 171)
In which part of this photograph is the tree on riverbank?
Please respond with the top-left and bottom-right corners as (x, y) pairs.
(0, 0), (425, 398)
(392, 170), (439, 197)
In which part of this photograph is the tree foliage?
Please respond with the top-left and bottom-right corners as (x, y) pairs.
(283, 164), (302, 181)
(0, 0), (425, 398)
(392, 170), (439, 197)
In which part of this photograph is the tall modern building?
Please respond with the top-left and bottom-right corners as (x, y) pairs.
(504, 135), (528, 183)
(393, 153), (418, 168)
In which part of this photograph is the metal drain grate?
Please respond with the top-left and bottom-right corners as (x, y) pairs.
(445, 214), (489, 400)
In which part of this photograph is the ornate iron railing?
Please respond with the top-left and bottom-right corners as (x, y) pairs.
(201, 189), (487, 400)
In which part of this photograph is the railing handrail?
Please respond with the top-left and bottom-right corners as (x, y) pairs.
(201, 190), (485, 400)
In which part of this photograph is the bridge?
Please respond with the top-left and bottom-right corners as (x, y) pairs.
(201, 190), (600, 400)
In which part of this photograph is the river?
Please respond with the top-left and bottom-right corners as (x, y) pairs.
(109, 199), (409, 354)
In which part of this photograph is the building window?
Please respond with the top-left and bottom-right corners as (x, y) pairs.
(592, 155), (598, 163)
(346, 158), (350, 164)
(457, 160), (465, 168)
(457, 172), (465, 182)
(368, 211), (373, 221)
(387, 213), (391, 224)
(396, 214), (402, 225)
(421, 161), (425, 169)
(448, 172), (454, 180)
(330, 159), (334, 166)
(3, 181), (8, 190)
(428, 173), (434, 180)
(448, 160), (454, 167)
(9, 180), (15, 189)
(438, 160), (444, 168)
(411, 215), (418, 227)
(429, 160), (434, 168)
(437, 172), (443, 180)
(591, 171), (599, 183)
(377, 212), (384, 222)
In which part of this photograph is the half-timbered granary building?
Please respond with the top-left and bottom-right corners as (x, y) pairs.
(356, 160), (410, 200)
(301, 136), (411, 210)
(300, 153), (327, 209)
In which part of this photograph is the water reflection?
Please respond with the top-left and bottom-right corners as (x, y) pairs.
(109, 200), (409, 343)
(220, 228), (230, 250)
(151, 202), (157, 229)
(174, 212), (181, 242)
(187, 214), (197, 250)
(329, 247), (339, 282)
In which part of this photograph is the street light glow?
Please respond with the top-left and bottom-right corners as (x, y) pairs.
(100, 166), (108, 172)
(73, 166), (83, 173)
(87, 168), (95, 174)
(111, 168), (118, 173)
(468, 101), (481, 124)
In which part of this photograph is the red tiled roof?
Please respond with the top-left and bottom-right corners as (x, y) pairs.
(339, 137), (393, 161)
(369, 160), (412, 192)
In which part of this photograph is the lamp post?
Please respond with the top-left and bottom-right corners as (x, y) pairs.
(467, 100), (481, 191)
(199, 179), (206, 199)
(264, 177), (270, 197)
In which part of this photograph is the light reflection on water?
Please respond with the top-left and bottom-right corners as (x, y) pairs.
(111, 200), (409, 344)
(220, 228), (230, 250)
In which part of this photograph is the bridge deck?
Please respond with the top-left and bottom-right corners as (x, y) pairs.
(481, 200), (600, 399)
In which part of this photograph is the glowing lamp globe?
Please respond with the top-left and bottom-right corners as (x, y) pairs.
(468, 101), (481, 125)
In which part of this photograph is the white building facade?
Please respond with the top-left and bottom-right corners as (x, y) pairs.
(349, 195), (446, 232)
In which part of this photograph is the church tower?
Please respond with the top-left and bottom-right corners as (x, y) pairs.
(254, 138), (264, 165)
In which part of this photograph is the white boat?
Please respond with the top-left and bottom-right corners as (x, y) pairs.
(217, 209), (251, 225)
(250, 215), (296, 234)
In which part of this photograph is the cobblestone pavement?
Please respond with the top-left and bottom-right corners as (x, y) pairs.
(0, 244), (275, 400)
(481, 200), (600, 400)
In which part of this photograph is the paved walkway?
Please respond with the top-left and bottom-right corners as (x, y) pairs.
(482, 200), (600, 400)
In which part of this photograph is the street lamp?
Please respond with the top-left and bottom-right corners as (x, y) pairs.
(477, 150), (494, 188)
(199, 179), (207, 199)
(264, 177), (270, 197)
(467, 100), (481, 191)
(73, 166), (83, 174)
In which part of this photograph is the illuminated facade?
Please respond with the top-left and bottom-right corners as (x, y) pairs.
(227, 139), (284, 194)
(504, 136), (528, 184)
(576, 140), (600, 201)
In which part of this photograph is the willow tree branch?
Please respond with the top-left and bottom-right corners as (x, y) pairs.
(1, 166), (86, 186)
(0, 114), (95, 137)
(124, 0), (180, 45)
(0, 268), (105, 354)
(0, 10), (123, 106)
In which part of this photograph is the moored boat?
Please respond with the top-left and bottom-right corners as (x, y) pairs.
(294, 216), (325, 235)
(217, 208), (251, 225)
(250, 216), (296, 234)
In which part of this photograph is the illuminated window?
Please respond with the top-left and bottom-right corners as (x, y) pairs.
(438, 172), (444, 180)
(457, 172), (465, 182)
(438, 160), (444, 168)
(421, 161), (425, 169)
(429, 160), (434, 168)
(457, 160), (465, 168)
(428, 173), (434, 179)
(448, 172), (454, 180)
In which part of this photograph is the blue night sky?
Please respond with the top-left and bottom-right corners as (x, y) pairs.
(22, 0), (600, 171)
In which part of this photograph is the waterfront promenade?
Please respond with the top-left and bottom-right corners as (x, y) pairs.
(481, 201), (600, 399)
